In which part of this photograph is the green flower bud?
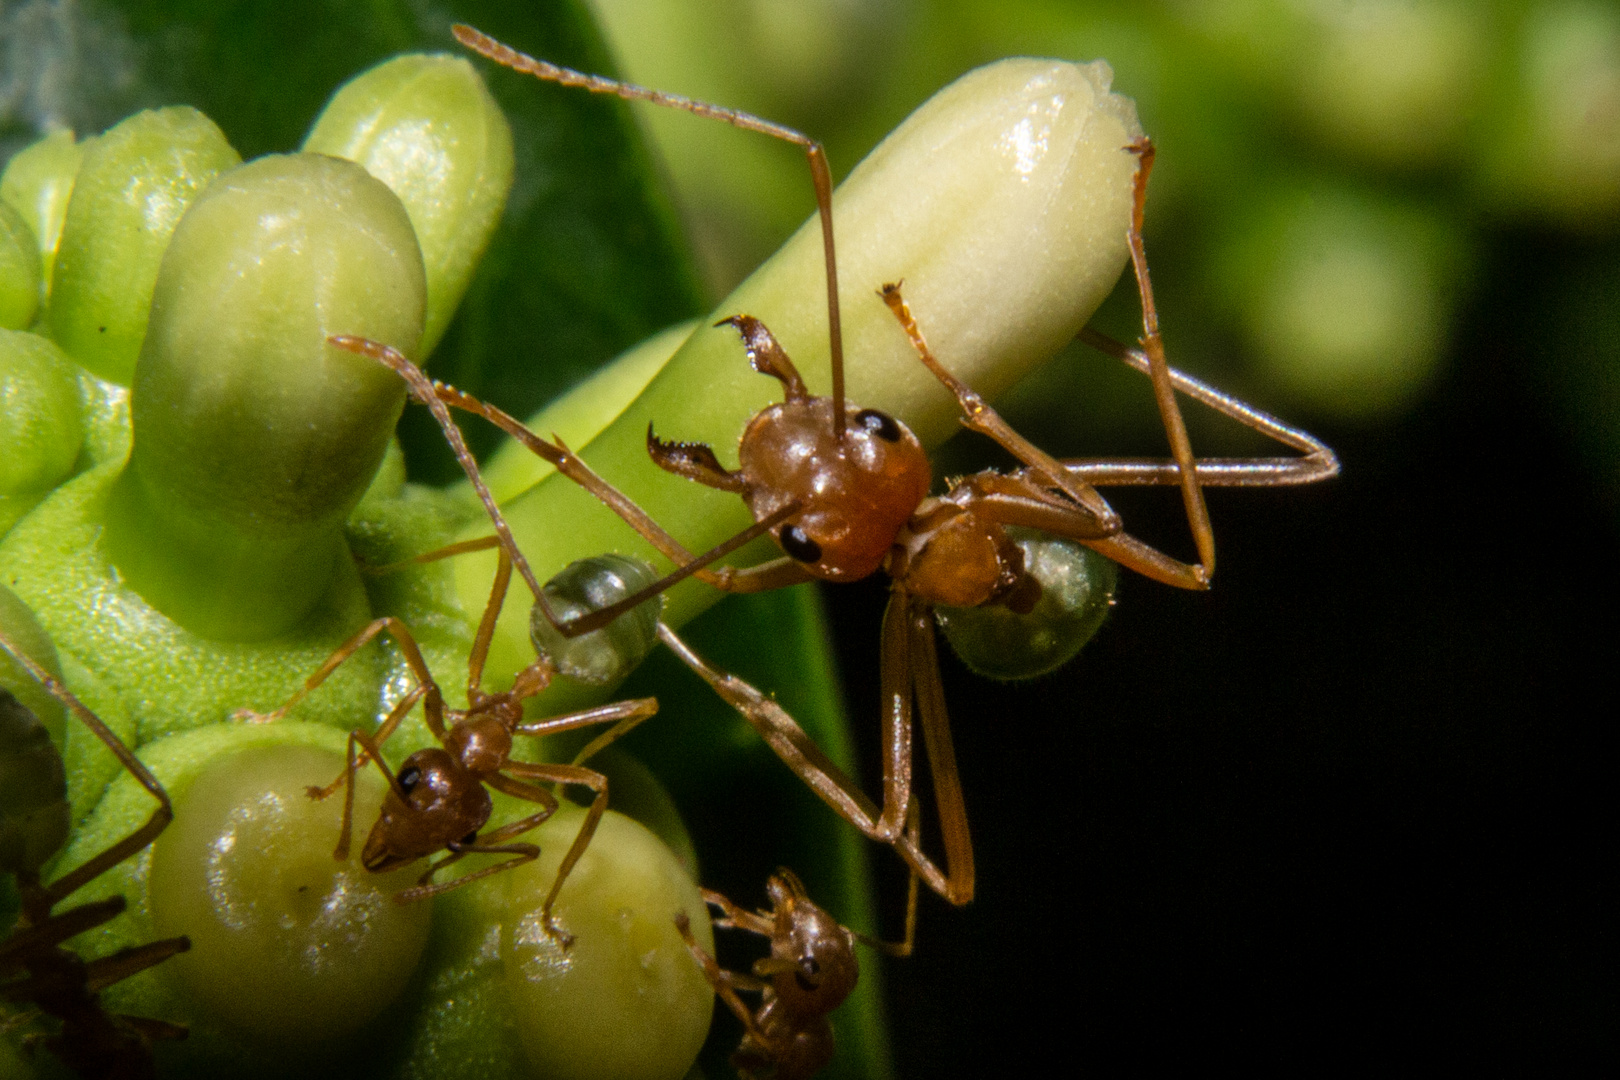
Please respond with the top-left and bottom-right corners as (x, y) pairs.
(480, 319), (697, 505)
(148, 742), (433, 1048)
(935, 528), (1118, 681)
(502, 806), (714, 1080)
(0, 330), (84, 535)
(104, 152), (424, 641)
(0, 128), (84, 305)
(0, 201), (40, 329)
(458, 58), (1145, 687)
(304, 53), (515, 357)
(48, 107), (240, 385)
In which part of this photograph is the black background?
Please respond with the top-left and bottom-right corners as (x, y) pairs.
(828, 233), (1620, 1072)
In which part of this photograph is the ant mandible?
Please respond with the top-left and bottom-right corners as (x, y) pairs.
(675, 865), (915, 1080)
(0, 630), (191, 1080)
(428, 26), (1340, 907)
(234, 365), (665, 946)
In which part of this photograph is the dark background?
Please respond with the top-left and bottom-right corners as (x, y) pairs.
(826, 233), (1620, 1071)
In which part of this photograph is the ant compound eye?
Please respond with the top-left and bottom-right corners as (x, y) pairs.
(460, 830), (479, 847)
(397, 766), (422, 794)
(795, 957), (822, 992)
(855, 408), (901, 442)
(779, 524), (823, 564)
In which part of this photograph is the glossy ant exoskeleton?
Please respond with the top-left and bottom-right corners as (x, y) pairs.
(0, 630), (190, 1080)
(233, 365), (668, 946)
(395, 26), (1339, 909)
(675, 866), (914, 1080)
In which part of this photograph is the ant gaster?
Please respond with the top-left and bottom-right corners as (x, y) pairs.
(420, 26), (1340, 908)
(236, 362), (663, 946)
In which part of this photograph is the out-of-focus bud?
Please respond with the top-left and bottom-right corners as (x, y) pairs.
(0, 203), (40, 329)
(304, 53), (514, 358)
(1284, 0), (1491, 168)
(0, 583), (66, 746)
(1214, 182), (1468, 420)
(47, 108), (240, 384)
(1476, 0), (1620, 228)
(466, 58), (1147, 685)
(104, 152), (424, 640)
(0, 330), (84, 534)
(0, 129), (84, 306)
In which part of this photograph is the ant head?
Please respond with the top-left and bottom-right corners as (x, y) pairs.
(362, 747), (492, 872)
(762, 871), (858, 1018)
(739, 398), (931, 582)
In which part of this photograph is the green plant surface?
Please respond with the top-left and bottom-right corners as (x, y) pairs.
(0, 2), (915, 1078)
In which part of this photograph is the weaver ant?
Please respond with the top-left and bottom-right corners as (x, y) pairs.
(675, 864), (915, 1080)
(407, 26), (1340, 908)
(234, 360), (667, 946)
(0, 629), (190, 1079)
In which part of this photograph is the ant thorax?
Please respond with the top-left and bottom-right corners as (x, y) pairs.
(737, 398), (930, 582)
(888, 483), (1031, 610)
(446, 714), (515, 774)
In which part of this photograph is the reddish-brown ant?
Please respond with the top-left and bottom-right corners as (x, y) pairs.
(0, 630), (191, 1079)
(675, 866), (915, 1080)
(234, 367), (667, 946)
(407, 27), (1340, 909)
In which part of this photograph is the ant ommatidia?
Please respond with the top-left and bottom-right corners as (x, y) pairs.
(338, 25), (1340, 910)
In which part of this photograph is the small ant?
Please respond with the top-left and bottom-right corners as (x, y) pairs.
(419, 27), (1340, 908)
(0, 630), (191, 1080)
(234, 361), (666, 946)
(674, 865), (915, 1080)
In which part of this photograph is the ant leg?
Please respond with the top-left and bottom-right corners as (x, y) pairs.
(234, 616), (442, 732)
(82, 936), (191, 992)
(360, 534), (502, 576)
(0, 632), (173, 911)
(654, 620), (959, 902)
(903, 596), (974, 906)
(454, 25), (850, 435)
(1118, 138), (1215, 582)
(119, 1016), (188, 1043)
(854, 800), (922, 958)
(327, 728), (408, 862)
(701, 887), (775, 937)
(878, 283), (1123, 535)
(0, 897), (126, 966)
(675, 912), (774, 1043)
(1072, 327), (1340, 487)
(336, 335), (806, 613)
(513, 696), (660, 767)
(496, 761), (622, 945)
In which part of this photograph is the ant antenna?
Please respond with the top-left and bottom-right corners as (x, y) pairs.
(452, 23), (848, 440)
(327, 336), (560, 624)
